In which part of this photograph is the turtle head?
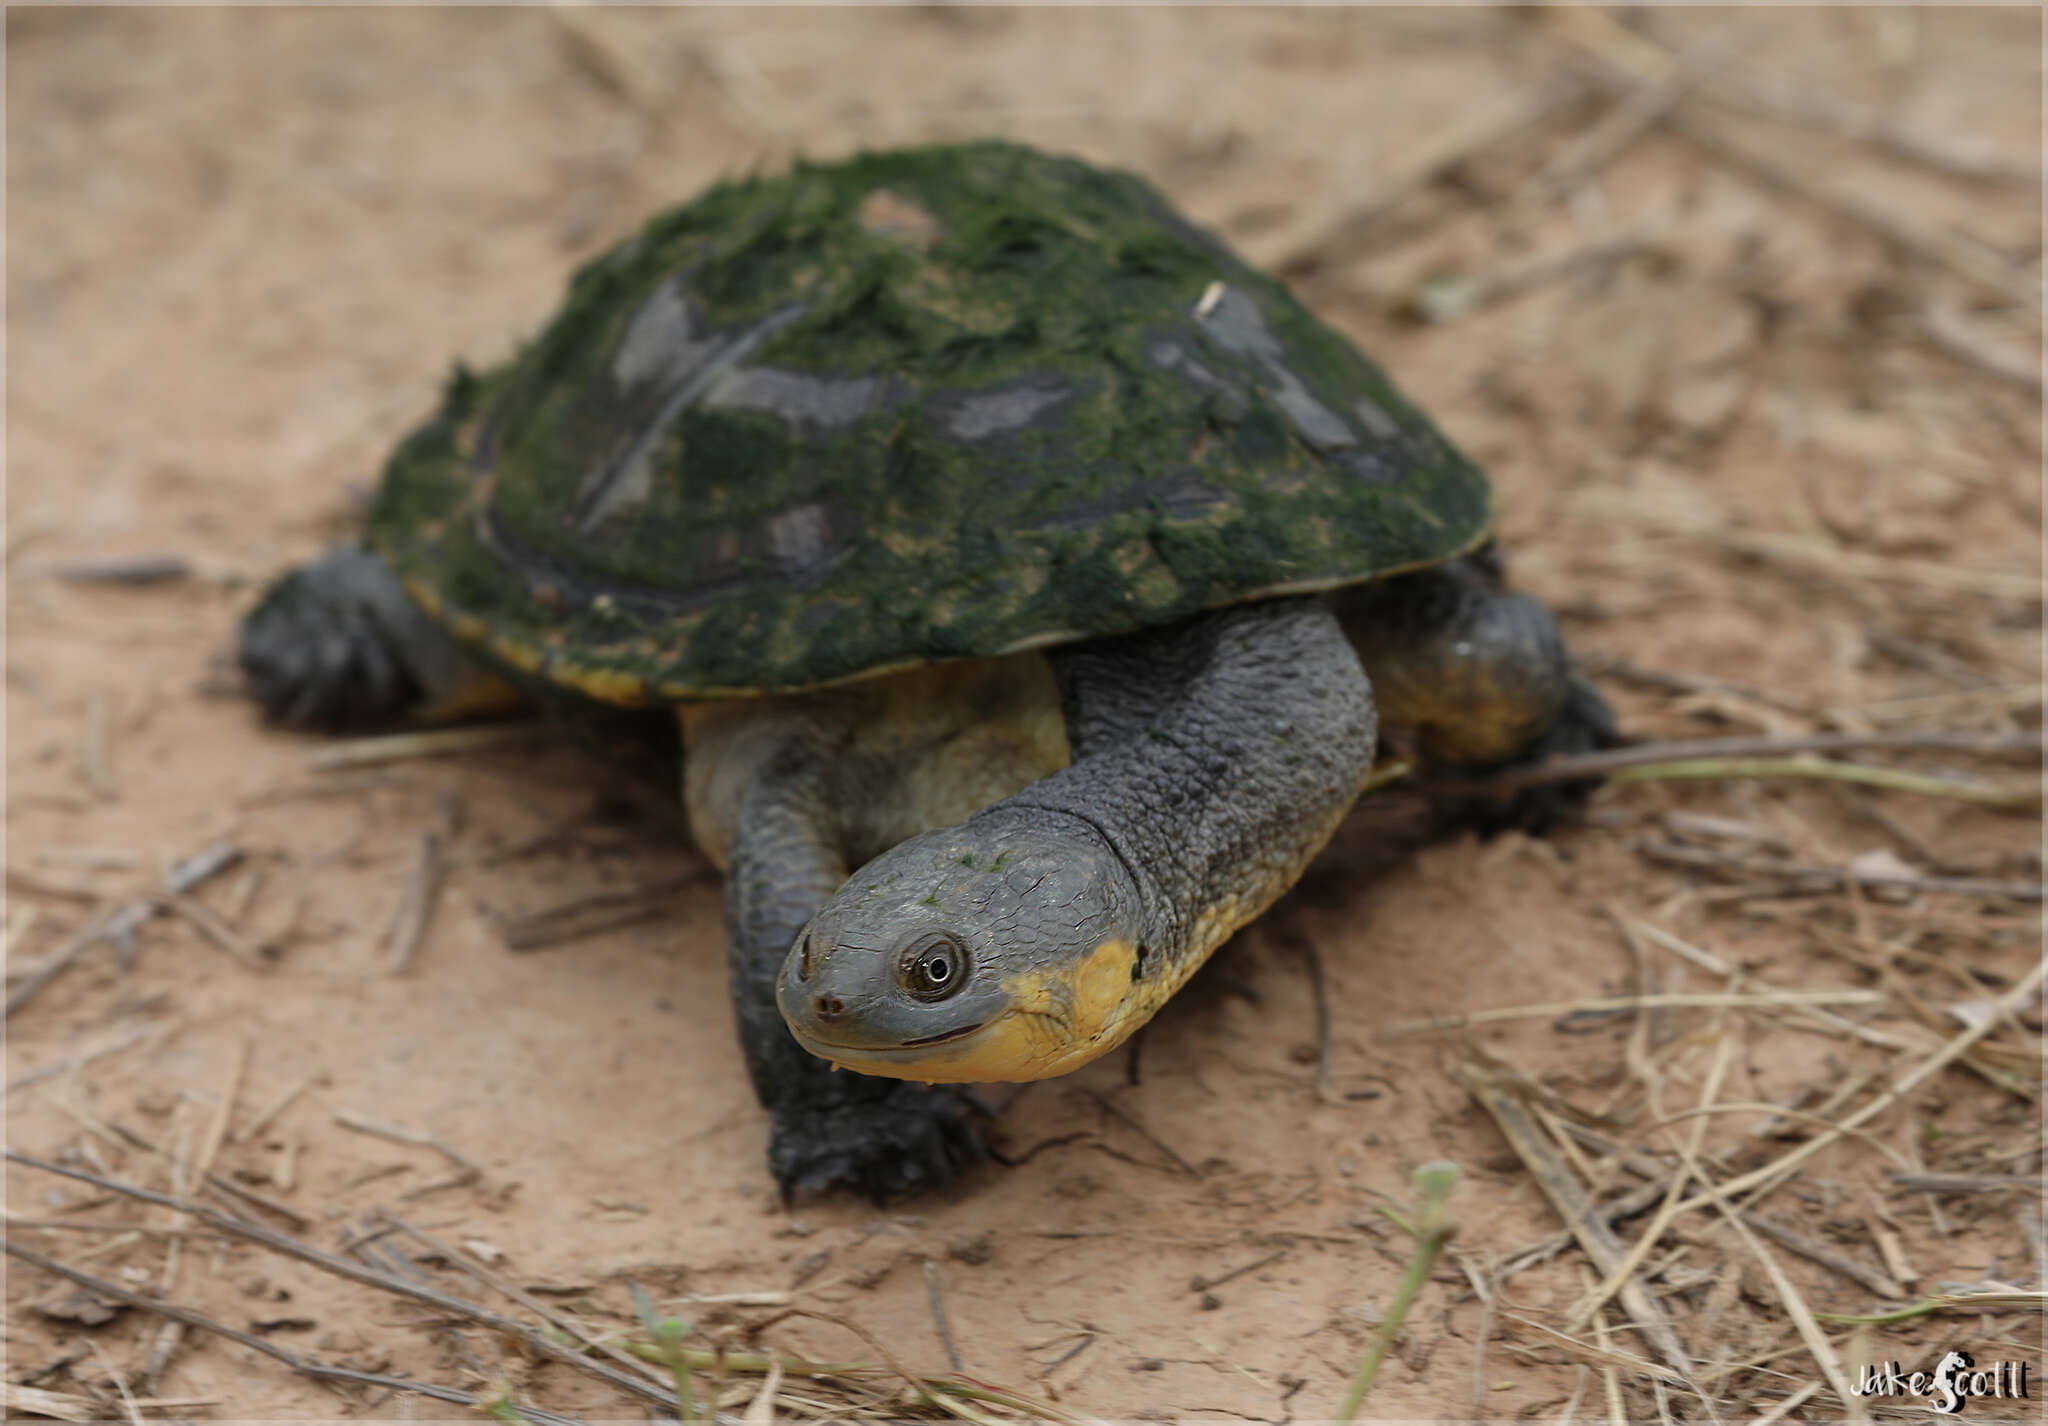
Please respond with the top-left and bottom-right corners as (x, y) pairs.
(775, 814), (1149, 1082)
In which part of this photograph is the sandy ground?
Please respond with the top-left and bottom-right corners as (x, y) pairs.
(6, 8), (2042, 1423)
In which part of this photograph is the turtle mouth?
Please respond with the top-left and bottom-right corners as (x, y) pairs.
(789, 1001), (1123, 1083)
(901, 1022), (986, 1048)
(801, 1020), (987, 1053)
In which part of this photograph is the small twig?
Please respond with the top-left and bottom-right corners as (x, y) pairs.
(1664, 1122), (1859, 1408)
(186, 1041), (247, 1198)
(332, 1109), (487, 1185)
(237, 770), (413, 806)
(1039, 1333), (1096, 1378)
(1646, 1102), (1912, 1170)
(659, 1306), (1111, 1425)
(352, 1227), (506, 1407)
(1557, 12), (2040, 316)
(90, 1118), (308, 1229)
(48, 554), (194, 586)
(1749, 1383), (1824, 1426)
(1741, 1213), (1905, 1300)
(1592, 658), (1821, 720)
(4, 1383), (220, 1421)
(1620, 911), (1930, 1053)
(1567, 1030), (1733, 1335)
(1659, 953), (2047, 1220)
(1919, 302), (2042, 394)
(1190, 1247), (1290, 1294)
(6, 1023), (163, 1098)
(5, 915), (122, 1019)
(234, 1069), (322, 1144)
(308, 722), (551, 772)
(1408, 229), (1656, 324)
(1888, 1172), (2043, 1195)
(1075, 1089), (1198, 1176)
(1502, 1308), (1690, 1389)
(548, 4), (666, 120)
(3, 904), (42, 961)
(161, 841), (249, 896)
(1637, 840), (2043, 901)
(923, 1259), (964, 1374)
(146, 1041), (250, 1391)
(154, 890), (268, 966)
(380, 1213), (670, 1392)
(4, 1241), (586, 1423)
(1268, 924), (1335, 1099)
(3, 1215), (219, 1238)
(1551, 1367), (1592, 1426)
(1700, 67), (2042, 189)
(6, 865), (106, 905)
(2, 1149), (674, 1409)
(83, 1339), (144, 1426)
(6, 842), (243, 1018)
(1430, 729), (2042, 796)
(36, 846), (143, 872)
(1464, 1263), (1497, 1425)
(1455, 1062), (1695, 1382)
(1813, 1288), (2045, 1326)
(1710, 529), (2043, 601)
(1616, 758), (2039, 812)
(1526, 45), (1701, 203)
(385, 830), (448, 973)
(1379, 989), (1882, 1037)
(1863, 1197), (1919, 1291)
(1498, 1168), (1685, 1284)
(496, 873), (710, 951)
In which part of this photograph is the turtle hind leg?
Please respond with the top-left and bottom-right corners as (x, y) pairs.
(238, 547), (516, 732)
(1339, 553), (1620, 835)
(1430, 670), (1619, 836)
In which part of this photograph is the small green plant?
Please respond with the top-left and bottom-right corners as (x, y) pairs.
(476, 1380), (534, 1425)
(1337, 1160), (1461, 1422)
(631, 1281), (698, 1422)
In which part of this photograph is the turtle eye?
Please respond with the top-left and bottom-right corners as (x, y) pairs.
(899, 933), (968, 1002)
(794, 930), (819, 982)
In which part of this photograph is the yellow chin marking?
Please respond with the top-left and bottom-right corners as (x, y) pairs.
(994, 936), (1144, 1075)
(812, 939), (1146, 1084)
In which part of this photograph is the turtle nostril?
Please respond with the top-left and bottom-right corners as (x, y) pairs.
(814, 994), (846, 1020)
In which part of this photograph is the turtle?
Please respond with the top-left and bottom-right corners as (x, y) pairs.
(239, 140), (1617, 1200)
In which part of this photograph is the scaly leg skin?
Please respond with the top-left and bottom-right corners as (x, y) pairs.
(724, 737), (985, 1202)
(239, 547), (517, 730)
(1337, 549), (1621, 835)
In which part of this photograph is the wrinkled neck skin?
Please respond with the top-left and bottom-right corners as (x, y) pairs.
(777, 597), (1378, 1082)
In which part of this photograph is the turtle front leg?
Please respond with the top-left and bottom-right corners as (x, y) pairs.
(1337, 550), (1620, 832)
(719, 734), (985, 1202)
(776, 598), (1378, 1083)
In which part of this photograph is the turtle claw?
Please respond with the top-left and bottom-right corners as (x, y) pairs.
(768, 1082), (988, 1205)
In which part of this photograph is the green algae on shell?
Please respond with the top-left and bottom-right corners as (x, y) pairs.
(367, 140), (1494, 701)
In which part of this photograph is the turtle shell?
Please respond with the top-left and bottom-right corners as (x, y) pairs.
(368, 141), (1493, 702)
